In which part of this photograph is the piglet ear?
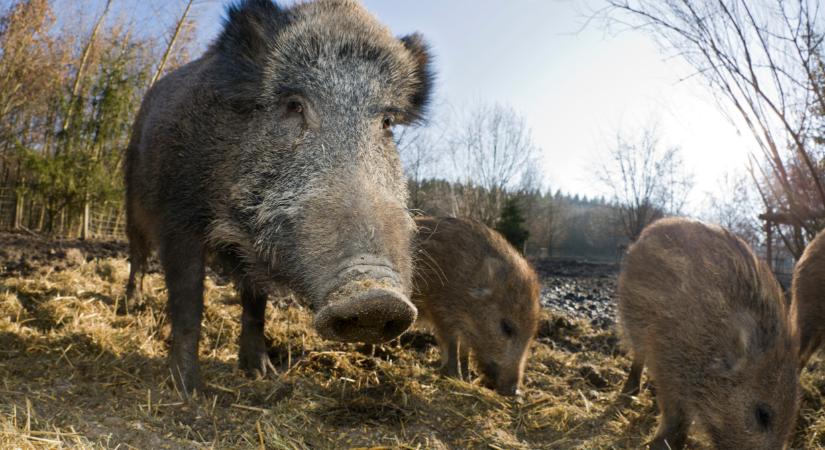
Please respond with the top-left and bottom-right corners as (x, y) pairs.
(399, 33), (435, 123)
(716, 312), (759, 374)
(211, 0), (288, 110)
(482, 257), (506, 280)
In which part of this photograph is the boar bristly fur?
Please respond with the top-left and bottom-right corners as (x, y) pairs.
(125, 0), (434, 394)
(412, 217), (540, 396)
(791, 229), (825, 369)
(618, 217), (799, 450)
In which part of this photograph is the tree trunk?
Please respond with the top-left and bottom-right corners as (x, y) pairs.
(149, 0), (194, 87)
(61, 0), (112, 135)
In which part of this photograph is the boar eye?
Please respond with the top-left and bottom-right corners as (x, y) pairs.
(382, 116), (393, 130)
(754, 403), (773, 431)
(286, 100), (303, 114)
(500, 319), (515, 338)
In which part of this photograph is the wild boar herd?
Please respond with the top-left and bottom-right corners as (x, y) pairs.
(119, 0), (825, 448)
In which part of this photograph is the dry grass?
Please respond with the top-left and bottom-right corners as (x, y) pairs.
(1, 249), (824, 449)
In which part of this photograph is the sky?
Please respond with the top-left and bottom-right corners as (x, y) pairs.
(84, 0), (758, 206)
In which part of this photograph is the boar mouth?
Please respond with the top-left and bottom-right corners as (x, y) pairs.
(479, 361), (500, 386)
(479, 361), (521, 396)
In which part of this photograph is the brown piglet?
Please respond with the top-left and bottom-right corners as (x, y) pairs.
(412, 216), (540, 396)
(791, 228), (825, 369)
(618, 217), (799, 450)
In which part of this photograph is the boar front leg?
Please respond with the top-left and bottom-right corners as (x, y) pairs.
(439, 336), (470, 380)
(649, 392), (688, 450)
(621, 354), (644, 396)
(458, 341), (470, 381)
(161, 232), (205, 397)
(438, 334), (460, 378)
(238, 281), (276, 377)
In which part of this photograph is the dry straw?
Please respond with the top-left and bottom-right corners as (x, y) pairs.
(1, 238), (825, 448)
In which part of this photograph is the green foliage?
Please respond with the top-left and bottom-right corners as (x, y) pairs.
(0, 0), (158, 234)
(495, 197), (530, 252)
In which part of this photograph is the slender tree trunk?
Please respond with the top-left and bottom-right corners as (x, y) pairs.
(149, 0), (194, 87)
(61, 0), (113, 135)
(37, 201), (45, 231)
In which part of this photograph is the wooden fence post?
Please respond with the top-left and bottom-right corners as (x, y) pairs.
(13, 192), (23, 230)
(81, 197), (90, 240)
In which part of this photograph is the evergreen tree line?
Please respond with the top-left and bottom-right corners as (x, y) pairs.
(408, 177), (627, 260)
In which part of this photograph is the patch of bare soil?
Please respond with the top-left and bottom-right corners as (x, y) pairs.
(0, 234), (823, 449)
(0, 232), (127, 279)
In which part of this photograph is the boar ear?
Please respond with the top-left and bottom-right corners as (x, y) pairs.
(717, 312), (759, 374)
(212, 0), (288, 110)
(399, 33), (435, 124)
(482, 257), (506, 280)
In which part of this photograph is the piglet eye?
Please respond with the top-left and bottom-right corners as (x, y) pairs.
(382, 116), (393, 129)
(500, 319), (515, 338)
(287, 100), (303, 114)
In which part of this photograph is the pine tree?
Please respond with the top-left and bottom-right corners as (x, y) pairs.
(495, 197), (530, 253)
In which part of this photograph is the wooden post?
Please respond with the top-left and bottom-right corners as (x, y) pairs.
(13, 192), (23, 230)
(81, 197), (90, 240)
(37, 202), (45, 231)
(113, 207), (123, 238)
(765, 219), (773, 271)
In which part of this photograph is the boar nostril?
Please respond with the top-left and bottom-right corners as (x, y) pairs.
(331, 316), (359, 337)
(382, 319), (406, 337)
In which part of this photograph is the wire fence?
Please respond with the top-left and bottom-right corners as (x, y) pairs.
(0, 188), (125, 240)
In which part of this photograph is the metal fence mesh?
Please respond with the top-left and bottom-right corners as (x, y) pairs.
(0, 188), (125, 240)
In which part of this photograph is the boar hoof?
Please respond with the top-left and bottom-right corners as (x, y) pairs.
(649, 437), (685, 450)
(239, 349), (277, 378)
(169, 361), (201, 399)
(439, 364), (460, 379)
(170, 342), (201, 398)
(620, 382), (640, 397)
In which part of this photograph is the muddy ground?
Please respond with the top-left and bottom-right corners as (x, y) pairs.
(1, 232), (825, 449)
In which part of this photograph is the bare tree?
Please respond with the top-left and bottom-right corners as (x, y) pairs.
(395, 117), (447, 212)
(604, 0), (825, 255)
(149, 0), (195, 87)
(450, 102), (539, 225)
(596, 122), (694, 241)
(703, 170), (763, 246)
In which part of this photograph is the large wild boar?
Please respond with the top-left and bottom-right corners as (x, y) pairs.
(125, 0), (433, 394)
(791, 229), (825, 369)
(412, 217), (539, 396)
(618, 218), (799, 450)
